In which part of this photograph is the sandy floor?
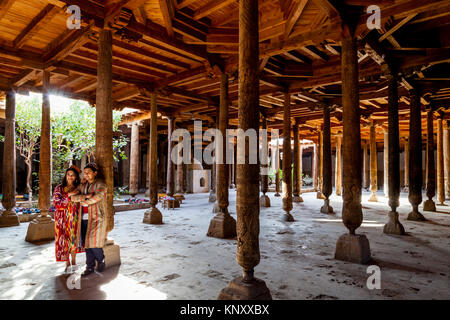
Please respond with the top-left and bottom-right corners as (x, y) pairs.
(0, 189), (449, 300)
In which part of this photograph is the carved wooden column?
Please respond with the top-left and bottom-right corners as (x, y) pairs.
(129, 122), (140, 197)
(0, 90), (20, 227)
(437, 113), (445, 205)
(292, 119), (301, 203)
(208, 72), (236, 238)
(383, 129), (389, 197)
(282, 92), (294, 222)
(335, 134), (342, 196)
(218, 0), (271, 299)
(444, 121), (450, 199)
(143, 93), (163, 224)
(321, 106), (334, 214)
(334, 31), (371, 264)
(260, 114), (270, 207)
(313, 143), (318, 191)
(297, 125), (304, 202)
(275, 138), (281, 197)
(424, 109), (436, 212)
(316, 129), (325, 199)
(166, 116), (179, 207)
(383, 71), (405, 235)
(363, 141), (369, 190)
(403, 138), (409, 192)
(26, 71), (54, 242)
(368, 119), (378, 202)
(175, 134), (185, 199)
(407, 89), (426, 221)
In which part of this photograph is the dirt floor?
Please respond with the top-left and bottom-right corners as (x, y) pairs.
(0, 189), (449, 300)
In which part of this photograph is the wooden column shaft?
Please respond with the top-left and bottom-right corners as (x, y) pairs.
(341, 35), (362, 235)
(335, 135), (342, 196)
(1, 91), (16, 212)
(387, 73), (400, 211)
(38, 71), (51, 216)
(369, 121), (377, 193)
(408, 89), (423, 209)
(322, 107), (332, 199)
(292, 122), (299, 196)
(217, 72), (229, 212)
(236, 0), (260, 276)
(166, 117), (175, 196)
(149, 94), (159, 207)
(426, 110), (436, 201)
(437, 116), (445, 204)
(282, 92), (293, 213)
(129, 122), (140, 196)
(261, 116), (268, 195)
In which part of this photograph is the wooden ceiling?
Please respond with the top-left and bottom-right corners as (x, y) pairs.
(0, 0), (450, 148)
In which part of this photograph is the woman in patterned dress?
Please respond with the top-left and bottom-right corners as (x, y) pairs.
(53, 166), (83, 272)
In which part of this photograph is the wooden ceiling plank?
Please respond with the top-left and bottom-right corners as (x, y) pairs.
(0, 0), (14, 22)
(194, 0), (236, 20)
(284, 0), (308, 38)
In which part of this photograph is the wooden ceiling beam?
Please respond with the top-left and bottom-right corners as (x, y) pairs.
(13, 4), (60, 49)
(193, 0), (236, 20)
(0, 0), (15, 21)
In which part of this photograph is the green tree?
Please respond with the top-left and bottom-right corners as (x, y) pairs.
(15, 95), (42, 202)
(51, 100), (128, 184)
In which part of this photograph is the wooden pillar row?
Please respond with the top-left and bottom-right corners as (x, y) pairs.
(0, 90), (20, 227)
(368, 119), (378, 202)
(260, 114), (271, 207)
(129, 122), (141, 197)
(282, 92), (294, 222)
(143, 93), (163, 224)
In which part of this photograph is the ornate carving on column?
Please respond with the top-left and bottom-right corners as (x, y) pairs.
(292, 119), (301, 203)
(334, 32), (371, 264)
(259, 114), (271, 207)
(175, 134), (185, 201)
(407, 88), (426, 221)
(437, 113), (445, 205)
(282, 92), (294, 222)
(335, 133), (342, 197)
(444, 120), (450, 199)
(403, 138), (409, 192)
(363, 141), (369, 191)
(383, 71), (405, 235)
(298, 141), (304, 202)
(143, 93), (163, 224)
(218, 0), (271, 300)
(383, 129), (389, 198)
(166, 116), (180, 207)
(423, 108), (436, 212)
(208, 72), (236, 238)
(0, 90), (20, 227)
(129, 122), (141, 197)
(368, 119), (378, 202)
(320, 106), (334, 214)
(313, 143), (318, 191)
(274, 138), (281, 197)
(26, 71), (54, 242)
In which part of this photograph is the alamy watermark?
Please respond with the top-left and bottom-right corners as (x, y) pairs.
(366, 265), (381, 290)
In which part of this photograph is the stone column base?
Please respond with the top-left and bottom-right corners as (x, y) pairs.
(403, 187), (409, 193)
(335, 233), (371, 264)
(407, 210), (426, 221)
(212, 201), (220, 213)
(294, 195), (304, 202)
(0, 211), (20, 228)
(282, 212), (294, 222)
(218, 277), (272, 300)
(259, 195), (271, 207)
(274, 192), (280, 197)
(143, 207), (163, 224)
(316, 191), (325, 199)
(207, 212), (236, 239)
(25, 216), (55, 243)
(368, 193), (378, 202)
(229, 184), (235, 189)
(383, 211), (405, 235)
(103, 239), (121, 268)
(208, 193), (217, 203)
(320, 201), (334, 214)
(423, 199), (436, 212)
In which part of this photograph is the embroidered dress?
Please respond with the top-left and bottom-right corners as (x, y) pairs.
(53, 184), (83, 262)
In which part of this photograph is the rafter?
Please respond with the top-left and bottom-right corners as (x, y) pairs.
(194, 0), (236, 20)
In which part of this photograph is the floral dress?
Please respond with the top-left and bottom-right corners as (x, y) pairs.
(53, 184), (83, 261)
